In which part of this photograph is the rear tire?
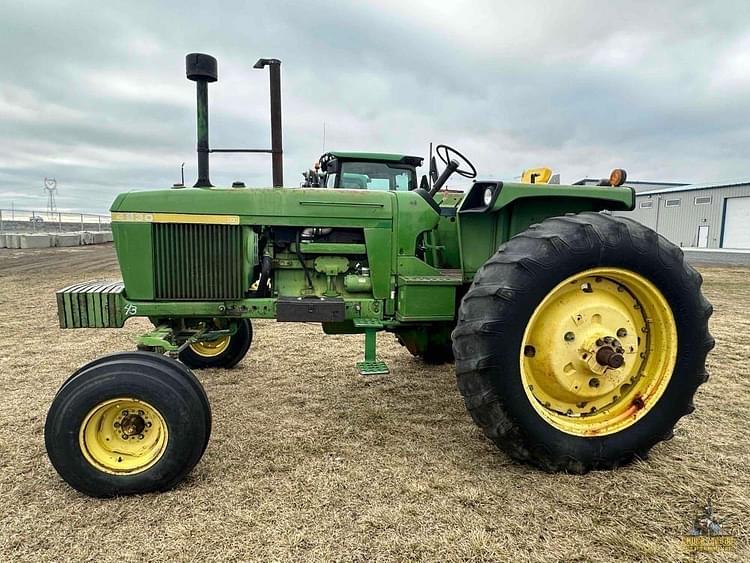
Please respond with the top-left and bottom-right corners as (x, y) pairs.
(45, 355), (211, 497)
(452, 212), (713, 473)
(395, 323), (455, 365)
(179, 319), (252, 369)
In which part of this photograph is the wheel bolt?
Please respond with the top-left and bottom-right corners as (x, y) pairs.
(589, 378), (600, 388)
(617, 328), (627, 337)
(113, 421), (120, 428)
(122, 410), (128, 416)
(564, 332), (575, 342)
(122, 434), (129, 440)
(596, 338), (604, 347)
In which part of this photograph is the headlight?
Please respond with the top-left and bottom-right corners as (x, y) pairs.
(483, 187), (494, 206)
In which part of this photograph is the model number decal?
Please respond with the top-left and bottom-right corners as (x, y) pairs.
(124, 304), (138, 316)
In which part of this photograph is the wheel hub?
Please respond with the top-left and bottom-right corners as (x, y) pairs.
(118, 411), (147, 439)
(79, 398), (167, 474)
(595, 339), (625, 369)
(520, 267), (677, 436)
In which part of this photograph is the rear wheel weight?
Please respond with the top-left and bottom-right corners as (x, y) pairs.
(45, 357), (211, 497)
(452, 212), (714, 473)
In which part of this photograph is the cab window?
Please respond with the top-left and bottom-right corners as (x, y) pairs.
(329, 161), (416, 191)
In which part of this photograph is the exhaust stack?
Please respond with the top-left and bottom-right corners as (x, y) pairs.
(253, 58), (283, 187)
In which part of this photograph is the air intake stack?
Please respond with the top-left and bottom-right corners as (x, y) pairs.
(186, 53), (218, 188)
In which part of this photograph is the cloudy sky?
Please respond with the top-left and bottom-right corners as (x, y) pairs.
(1, 1), (749, 212)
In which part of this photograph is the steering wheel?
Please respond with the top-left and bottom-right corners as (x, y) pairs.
(435, 144), (477, 179)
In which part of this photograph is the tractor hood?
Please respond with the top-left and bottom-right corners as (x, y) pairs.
(111, 186), (396, 226)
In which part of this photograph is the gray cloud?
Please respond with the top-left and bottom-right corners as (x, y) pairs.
(1, 0), (749, 211)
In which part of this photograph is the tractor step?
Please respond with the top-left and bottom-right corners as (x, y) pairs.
(355, 324), (390, 376)
(353, 318), (384, 329)
(356, 359), (390, 376)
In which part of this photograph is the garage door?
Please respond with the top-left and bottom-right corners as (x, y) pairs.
(723, 196), (750, 249)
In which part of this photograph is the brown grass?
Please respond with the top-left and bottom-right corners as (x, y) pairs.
(0, 245), (748, 562)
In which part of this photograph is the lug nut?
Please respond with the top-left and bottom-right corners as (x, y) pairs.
(589, 378), (600, 388)
(617, 328), (627, 337)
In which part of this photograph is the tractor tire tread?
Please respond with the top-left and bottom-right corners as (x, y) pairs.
(452, 211), (713, 473)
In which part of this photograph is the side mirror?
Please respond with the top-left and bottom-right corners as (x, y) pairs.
(418, 175), (429, 191)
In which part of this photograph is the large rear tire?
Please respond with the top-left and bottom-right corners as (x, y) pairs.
(395, 323), (455, 365)
(452, 212), (713, 473)
(45, 355), (211, 497)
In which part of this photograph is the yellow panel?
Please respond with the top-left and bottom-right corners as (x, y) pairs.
(520, 167), (553, 184)
(111, 212), (240, 225)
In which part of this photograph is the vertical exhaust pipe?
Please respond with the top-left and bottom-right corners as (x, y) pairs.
(186, 53), (217, 188)
(253, 58), (283, 187)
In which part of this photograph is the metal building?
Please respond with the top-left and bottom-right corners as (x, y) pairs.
(574, 178), (688, 194)
(616, 180), (750, 249)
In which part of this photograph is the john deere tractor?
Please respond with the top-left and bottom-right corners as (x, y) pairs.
(45, 54), (713, 497)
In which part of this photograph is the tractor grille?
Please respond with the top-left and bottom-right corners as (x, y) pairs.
(153, 223), (243, 300)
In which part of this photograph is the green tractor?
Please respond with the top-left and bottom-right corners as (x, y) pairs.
(45, 54), (713, 497)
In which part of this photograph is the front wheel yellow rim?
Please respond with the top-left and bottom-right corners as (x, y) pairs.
(189, 335), (231, 357)
(520, 267), (677, 436)
(79, 398), (168, 474)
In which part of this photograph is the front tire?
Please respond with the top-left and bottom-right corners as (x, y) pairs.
(179, 319), (252, 369)
(45, 355), (211, 497)
(452, 212), (713, 473)
(56, 352), (212, 454)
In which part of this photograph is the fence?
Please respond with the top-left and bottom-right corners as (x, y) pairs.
(0, 208), (111, 234)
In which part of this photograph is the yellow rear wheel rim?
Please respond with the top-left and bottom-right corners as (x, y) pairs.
(189, 335), (231, 357)
(79, 398), (168, 474)
(520, 267), (677, 436)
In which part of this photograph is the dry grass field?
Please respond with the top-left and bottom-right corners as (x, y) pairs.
(0, 245), (748, 562)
